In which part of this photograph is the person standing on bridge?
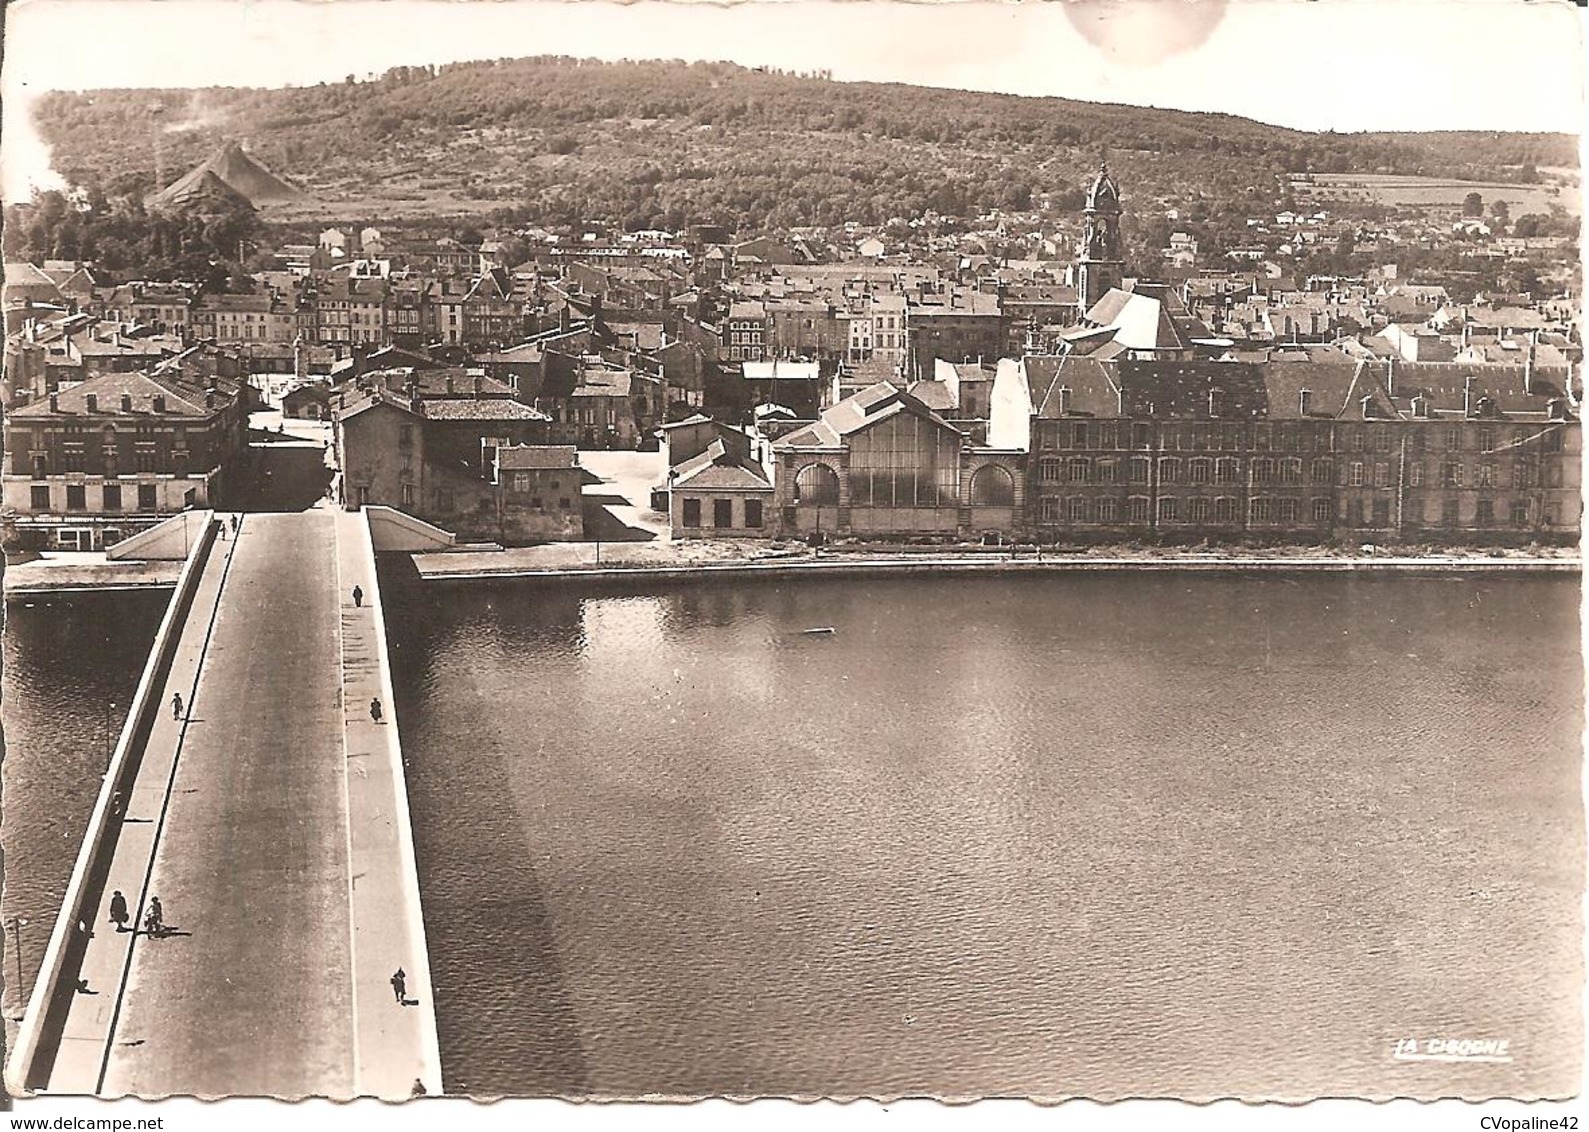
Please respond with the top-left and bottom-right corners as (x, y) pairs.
(144, 896), (164, 937)
(352, 584), (364, 608)
(171, 692), (184, 721)
(391, 967), (407, 1004)
(109, 890), (129, 933)
(370, 697), (384, 724)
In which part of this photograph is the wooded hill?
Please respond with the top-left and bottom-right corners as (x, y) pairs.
(33, 57), (1579, 234)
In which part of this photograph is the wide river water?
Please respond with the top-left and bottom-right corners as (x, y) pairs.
(2, 590), (165, 1024)
(3, 572), (1582, 1099)
(381, 571), (1584, 1100)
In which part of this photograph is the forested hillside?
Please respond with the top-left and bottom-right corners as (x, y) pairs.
(30, 56), (1580, 234)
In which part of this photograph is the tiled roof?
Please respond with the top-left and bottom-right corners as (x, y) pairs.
(5, 262), (64, 292)
(497, 444), (578, 470)
(660, 413), (715, 430)
(670, 439), (772, 490)
(421, 398), (550, 421)
(10, 369), (230, 418)
(775, 381), (960, 449)
(572, 367), (634, 397)
(906, 379), (957, 411)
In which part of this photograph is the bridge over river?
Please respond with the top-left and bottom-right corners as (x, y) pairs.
(6, 508), (442, 1099)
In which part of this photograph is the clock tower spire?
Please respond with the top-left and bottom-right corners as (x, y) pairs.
(1078, 160), (1124, 314)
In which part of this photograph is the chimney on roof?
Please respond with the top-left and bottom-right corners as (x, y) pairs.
(152, 394), (166, 413)
(121, 393), (133, 412)
(1525, 338), (1537, 395)
(1057, 385), (1072, 415)
(48, 392), (59, 412)
(472, 374), (482, 396)
(1463, 373), (1475, 418)
(1299, 388), (1313, 416)
(205, 391), (216, 410)
(1384, 356), (1394, 396)
(444, 374), (454, 395)
(85, 392), (98, 413)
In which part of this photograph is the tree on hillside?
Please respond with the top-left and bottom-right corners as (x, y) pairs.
(1489, 199), (1510, 225)
(1462, 191), (1484, 217)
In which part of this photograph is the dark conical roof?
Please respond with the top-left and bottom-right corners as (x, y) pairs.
(1086, 161), (1121, 213)
(151, 168), (253, 213)
(150, 142), (301, 210)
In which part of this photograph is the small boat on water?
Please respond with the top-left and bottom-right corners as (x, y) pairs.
(801, 626), (837, 636)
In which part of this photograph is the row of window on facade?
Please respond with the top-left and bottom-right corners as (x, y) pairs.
(1033, 455), (1560, 489)
(1037, 421), (1567, 454)
(680, 497), (765, 529)
(30, 482), (166, 512)
(31, 447), (190, 476)
(1032, 494), (1560, 527)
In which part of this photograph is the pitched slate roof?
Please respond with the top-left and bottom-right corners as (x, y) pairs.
(1389, 363), (1572, 417)
(1114, 359), (1270, 419)
(1079, 285), (1212, 353)
(1022, 355), (1118, 418)
(1261, 361), (1372, 420)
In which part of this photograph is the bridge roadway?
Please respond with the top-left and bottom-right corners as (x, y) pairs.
(32, 509), (440, 1098)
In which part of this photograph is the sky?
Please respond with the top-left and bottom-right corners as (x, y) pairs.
(2, 0), (1584, 200)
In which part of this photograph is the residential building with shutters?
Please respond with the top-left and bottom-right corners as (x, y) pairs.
(3, 367), (249, 551)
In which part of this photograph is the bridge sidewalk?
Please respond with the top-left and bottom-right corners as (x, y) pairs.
(333, 508), (443, 1099)
(42, 521), (239, 1095)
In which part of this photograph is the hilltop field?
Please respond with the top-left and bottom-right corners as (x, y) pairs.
(1297, 173), (1579, 214)
(31, 57), (1578, 234)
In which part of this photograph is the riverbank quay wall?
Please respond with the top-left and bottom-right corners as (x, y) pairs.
(410, 552), (1581, 590)
(5, 513), (219, 1095)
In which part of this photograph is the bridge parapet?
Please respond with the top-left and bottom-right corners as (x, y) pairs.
(7, 516), (220, 1095)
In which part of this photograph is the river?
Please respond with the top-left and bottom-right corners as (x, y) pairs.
(2, 590), (167, 1024)
(379, 571), (1584, 1100)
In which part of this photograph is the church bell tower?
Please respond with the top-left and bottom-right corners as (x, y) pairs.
(1078, 161), (1124, 314)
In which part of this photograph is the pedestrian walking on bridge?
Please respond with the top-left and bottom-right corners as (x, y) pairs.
(144, 896), (164, 937)
(352, 584), (364, 608)
(391, 967), (407, 1004)
(109, 890), (129, 933)
(171, 692), (184, 721)
(370, 697), (384, 724)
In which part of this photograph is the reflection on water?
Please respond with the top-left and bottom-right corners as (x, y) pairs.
(385, 573), (1584, 1099)
(2, 590), (168, 1018)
